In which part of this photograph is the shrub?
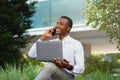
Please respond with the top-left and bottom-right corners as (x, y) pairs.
(84, 53), (120, 74)
(75, 70), (116, 80)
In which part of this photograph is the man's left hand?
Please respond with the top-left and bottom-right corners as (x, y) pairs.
(53, 57), (74, 70)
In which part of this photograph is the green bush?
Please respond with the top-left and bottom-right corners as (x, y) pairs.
(84, 54), (120, 74)
(75, 70), (119, 80)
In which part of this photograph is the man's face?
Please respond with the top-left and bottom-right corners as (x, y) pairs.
(55, 18), (71, 36)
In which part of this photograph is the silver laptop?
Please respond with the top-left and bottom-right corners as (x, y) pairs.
(36, 41), (63, 62)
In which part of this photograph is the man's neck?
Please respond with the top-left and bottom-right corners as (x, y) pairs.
(59, 34), (69, 40)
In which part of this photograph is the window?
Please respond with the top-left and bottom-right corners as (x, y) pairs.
(31, 0), (86, 28)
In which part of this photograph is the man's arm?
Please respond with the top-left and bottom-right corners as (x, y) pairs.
(72, 43), (85, 75)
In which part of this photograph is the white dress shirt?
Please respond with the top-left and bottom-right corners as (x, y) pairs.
(28, 35), (84, 76)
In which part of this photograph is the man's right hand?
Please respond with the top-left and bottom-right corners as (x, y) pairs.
(40, 28), (55, 41)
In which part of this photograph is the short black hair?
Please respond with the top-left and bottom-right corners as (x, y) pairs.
(60, 16), (73, 28)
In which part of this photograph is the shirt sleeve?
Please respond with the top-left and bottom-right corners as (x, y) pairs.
(28, 39), (41, 58)
(72, 43), (85, 75)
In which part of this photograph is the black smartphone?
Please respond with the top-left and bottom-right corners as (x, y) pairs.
(52, 28), (56, 36)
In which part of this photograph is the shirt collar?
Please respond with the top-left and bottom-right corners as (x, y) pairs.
(55, 35), (71, 42)
(62, 35), (71, 41)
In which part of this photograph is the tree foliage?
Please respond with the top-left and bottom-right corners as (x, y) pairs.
(0, 0), (36, 66)
(85, 0), (120, 50)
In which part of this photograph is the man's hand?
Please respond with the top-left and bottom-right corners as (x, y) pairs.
(40, 28), (56, 41)
(53, 57), (64, 67)
(53, 57), (74, 70)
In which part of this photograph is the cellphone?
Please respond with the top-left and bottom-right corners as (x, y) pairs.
(52, 28), (56, 36)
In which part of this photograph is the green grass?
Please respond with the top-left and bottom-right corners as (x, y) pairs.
(0, 53), (120, 80)
(0, 63), (120, 80)
(75, 70), (120, 80)
(0, 62), (44, 80)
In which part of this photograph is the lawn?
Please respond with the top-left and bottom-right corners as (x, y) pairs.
(0, 63), (119, 80)
(0, 54), (120, 80)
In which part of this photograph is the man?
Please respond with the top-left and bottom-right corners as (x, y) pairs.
(28, 16), (84, 80)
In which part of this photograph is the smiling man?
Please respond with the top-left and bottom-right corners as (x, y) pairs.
(28, 16), (84, 80)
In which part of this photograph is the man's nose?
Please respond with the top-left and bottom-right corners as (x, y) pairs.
(55, 25), (59, 29)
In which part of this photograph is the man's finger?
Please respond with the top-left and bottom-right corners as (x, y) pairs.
(52, 58), (57, 63)
(63, 59), (69, 63)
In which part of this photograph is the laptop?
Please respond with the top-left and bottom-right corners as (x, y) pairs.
(36, 41), (63, 62)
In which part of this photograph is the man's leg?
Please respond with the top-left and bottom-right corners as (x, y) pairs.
(51, 67), (74, 80)
(34, 62), (74, 80)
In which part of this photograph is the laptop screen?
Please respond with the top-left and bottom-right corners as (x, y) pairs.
(36, 41), (63, 62)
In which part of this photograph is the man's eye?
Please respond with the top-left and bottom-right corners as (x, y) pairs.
(60, 22), (64, 25)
